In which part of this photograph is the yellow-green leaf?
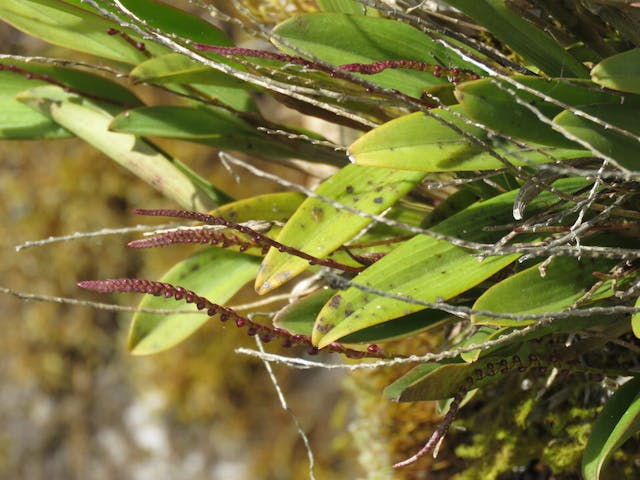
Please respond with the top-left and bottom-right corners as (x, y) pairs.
(312, 177), (590, 347)
(19, 86), (230, 209)
(349, 107), (587, 171)
(472, 257), (617, 327)
(583, 375), (640, 479)
(255, 164), (425, 294)
(591, 48), (640, 94)
(128, 249), (260, 354)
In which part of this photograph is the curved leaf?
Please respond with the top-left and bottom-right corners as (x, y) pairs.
(210, 192), (305, 223)
(443, 0), (587, 78)
(19, 86), (230, 209)
(130, 54), (256, 112)
(110, 105), (255, 138)
(632, 296), (640, 339)
(110, 106), (339, 161)
(0, 0), (158, 64)
(255, 164), (425, 294)
(117, 0), (230, 46)
(591, 48), (640, 94)
(274, 288), (449, 343)
(312, 177), (590, 347)
(0, 58), (143, 139)
(273, 13), (479, 98)
(456, 76), (623, 148)
(349, 107), (587, 171)
(128, 248), (260, 354)
(583, 375), (640, 480)
(554, 104), (640, 171)
(472, 257), (617, 327)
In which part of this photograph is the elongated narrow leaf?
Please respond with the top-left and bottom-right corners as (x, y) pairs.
(273, 13), (479, 98)
(312, 177), (590, 347)
(472, 257), (617, 327)
(111, 105), (256, 138)
(274, 288), (450, 343)
(129, 248), (260, 354)
(385, 326), (610, 402)
(110, 106), (339, 162)
(456, 76), (624, 148)
(384, 361), (462, 402)
(583, 375), (640, 480)
(554, 104), (640, 171)
(0, 0), (161, 64)
(349, 107), (587, 171)
(443, 0), (587, 78)
(130, 54), (256, 112)
(0, 57), (142, 139)
(255, 164), (425, 294)
(632, 296), (640, 339)
(117, 0), (229, 46)
(0, 70), (67, 139)
(316, 0), (378, 15)
(19, 86), (230, 210)
(591, 48), (640, 94)
(210, 192), (305, 223)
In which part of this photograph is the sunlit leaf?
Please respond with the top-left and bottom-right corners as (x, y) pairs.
(255, 164), (425, 294)
(274, 288), (450, 343)
(472, 257), (617, 327)
(19, 86), (230, 209)
(128, 248), (260, 354)
(0, 58), (143, 139)
(0, 0), (160, 64)
(349, 107), (587, 171)
(210, 192), (305, 223)
(312, 177), (590, 347)
(316, 0), (378, 15)
(273, 13), (479, 97)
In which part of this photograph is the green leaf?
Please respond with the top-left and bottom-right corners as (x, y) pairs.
(472, 257), (617, 327)
(0, 57), (145, 139)
(110, 105), (256, 138)
(316, 0), (378, 15)
(312, 177), (590, 347)
(130, 54), (256, 112)
(0, 67), (68, 139)
(255, 164), (425, 294)
(128, 248), (260, 354)
(0, 0), (159, 64)
(582, 375), (640, 479)
(442, 0), (587, 78)
(109, 106), (337, 161)
(210, 192), (305, 223)
(274, 288), (450, 343)
(349, 107), (587, 171)
(384, 360), (463, 402)
(456, 76), (624, 148)
(633, 296), (640, 339)
(591, 48), (640, 94)
(554, 104), (640, 171)
(19, 86), (230, 209)
(273, 13), (477, 98)
(117, 0), (230, 46)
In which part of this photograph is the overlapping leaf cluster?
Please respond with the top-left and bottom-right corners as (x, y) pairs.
(3, 0), (640, 477)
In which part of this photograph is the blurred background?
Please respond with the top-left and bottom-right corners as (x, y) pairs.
(0, 14), (364, 480)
